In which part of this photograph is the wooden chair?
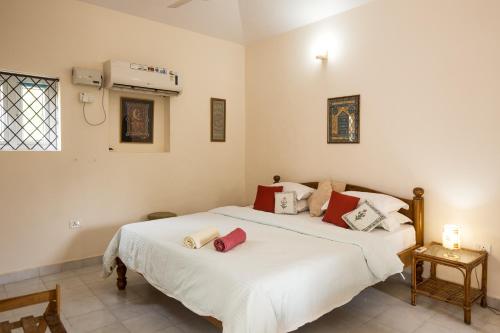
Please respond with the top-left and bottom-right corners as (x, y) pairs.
(0, 285), (66, 333)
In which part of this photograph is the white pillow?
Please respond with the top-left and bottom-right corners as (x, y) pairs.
(274, 192), (298, 215)
(342, 191), (409, 214)
(271, 182), (314, 200)
(391, 211), (413, 224)
(378, 212), (401, 232)
(378, 212), (413, 232)
(297, 199), (309, 213)
(342, 201), (386, 232)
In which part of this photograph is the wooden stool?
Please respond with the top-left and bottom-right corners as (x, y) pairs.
(147, 211), (177, 220)
(0, 285), (66, 332)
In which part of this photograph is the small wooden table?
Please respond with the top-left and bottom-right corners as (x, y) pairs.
(147, 212), (177, 220)
(411, 242), (488, 325)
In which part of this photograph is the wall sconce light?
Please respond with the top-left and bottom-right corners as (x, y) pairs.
(315, 51), (328, 61)
(442, 224), (461, 258)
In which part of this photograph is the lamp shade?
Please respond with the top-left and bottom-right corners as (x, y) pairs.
(442, 224), (461, 250)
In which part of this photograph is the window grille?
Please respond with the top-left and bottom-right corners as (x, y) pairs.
(0, 71), (60, 151)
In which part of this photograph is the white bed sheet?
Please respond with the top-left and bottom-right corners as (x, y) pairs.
(103, 206), (405, 333)
(370, 224), (416, 254)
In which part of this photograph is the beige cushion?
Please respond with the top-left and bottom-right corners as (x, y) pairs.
(307, 180), (333, 217)
(332, 181), (346, 193)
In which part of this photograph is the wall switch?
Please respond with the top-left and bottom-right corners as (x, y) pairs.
(79, 92), (95, 103)
(474, 243), (491, 253)
(69, 219), (81, 229)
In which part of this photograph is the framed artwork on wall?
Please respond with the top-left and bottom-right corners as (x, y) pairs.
(211, 98), (226, 142)
(327, 95), (360, 144)
(120, 97), (154, 143)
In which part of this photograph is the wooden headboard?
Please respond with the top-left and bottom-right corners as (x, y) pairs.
(273, 175), (425, 248)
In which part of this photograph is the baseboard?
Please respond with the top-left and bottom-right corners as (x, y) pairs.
(0, 255), (102, 285)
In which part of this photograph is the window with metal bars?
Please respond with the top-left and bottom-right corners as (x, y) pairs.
(0, 71), (60, 151)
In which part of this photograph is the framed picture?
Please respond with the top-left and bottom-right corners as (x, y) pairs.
(120, 97), (154, 143)
(210, 98), (226, 142)
(327, 95), (360, 144)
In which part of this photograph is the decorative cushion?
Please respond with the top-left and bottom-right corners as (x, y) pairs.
(307, 180), (332, 217)
(342, 201), (386, 232)
(342, 191), (409, 214)
(322, 191), (360, 228)
(332, 181), (347, 193)
(271, 182), (314, 200)
(274, 191), (298, 215)
(297, 199), (309, 213)
(253, 185), (283, 213)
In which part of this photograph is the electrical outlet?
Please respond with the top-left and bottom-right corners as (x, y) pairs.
(79, 92), (94, 103)
(69, 219), (81, 229)
(474, 243), (491, 253)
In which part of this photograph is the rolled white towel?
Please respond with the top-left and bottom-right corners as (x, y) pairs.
(183, 227), (220, 249)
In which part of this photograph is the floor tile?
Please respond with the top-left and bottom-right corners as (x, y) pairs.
(481, 323), (500, 333)
(121, 312), (173, 333)
(43, 276), (86, 291)
(109, 297), (160, 321)
(91, 285), (142, 306)
(156, 327), (184, 333)
(62, 295), (105, 318)
(349, 320), (400, 333)
(88, 322), (130, 333)
(67, 309), (117, 333)
(374, 302), (434, 333)
(4, 278), (47, 298)
(0, 285), (6, 299)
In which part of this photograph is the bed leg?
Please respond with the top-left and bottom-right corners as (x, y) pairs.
(416, 261), (424, 284)
(116, 257), (127, 290)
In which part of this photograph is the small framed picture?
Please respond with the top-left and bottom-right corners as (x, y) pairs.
(211, 98), (226, 142)
(120, 97), (154, 143)
(327, 95), (360, 144)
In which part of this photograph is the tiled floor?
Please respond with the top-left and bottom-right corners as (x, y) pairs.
(0, 264), (499, 333)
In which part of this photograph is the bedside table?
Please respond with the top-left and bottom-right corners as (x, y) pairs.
(411, 242), (488, 325)
(147, 211), (177, 220)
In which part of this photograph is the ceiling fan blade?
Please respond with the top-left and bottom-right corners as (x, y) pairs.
(168, 0), (193, 8)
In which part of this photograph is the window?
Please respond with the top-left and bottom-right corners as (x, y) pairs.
(0, 71), (60, 151)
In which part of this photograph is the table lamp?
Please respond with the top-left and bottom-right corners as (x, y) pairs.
(442, 224), (461, 258)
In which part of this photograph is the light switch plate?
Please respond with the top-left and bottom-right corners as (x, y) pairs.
(79, 92), (95, 103)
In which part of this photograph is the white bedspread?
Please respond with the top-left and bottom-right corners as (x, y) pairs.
(102, 206), (403, 333)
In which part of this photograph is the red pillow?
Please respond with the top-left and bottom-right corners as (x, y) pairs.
(322, 191), (360, 228)
(253, 185), (283, 213)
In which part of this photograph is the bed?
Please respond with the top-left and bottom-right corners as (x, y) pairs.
(102, 175), (425, 333)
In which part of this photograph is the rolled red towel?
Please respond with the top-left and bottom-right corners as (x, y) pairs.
(214, 228), (246, 252)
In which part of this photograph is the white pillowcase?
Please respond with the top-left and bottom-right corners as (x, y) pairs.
(342, 191), (409, 214)
(391, 211), (413, 224)
(297, 199), (309, 213)
(378, 212), (401, 232)
(271, 182), (314, 200)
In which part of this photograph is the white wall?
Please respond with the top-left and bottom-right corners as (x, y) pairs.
(246, 0), (500, 297)
(0, 0), (246, 275)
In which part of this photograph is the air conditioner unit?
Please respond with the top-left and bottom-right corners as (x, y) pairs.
(103, 60), (182, 97)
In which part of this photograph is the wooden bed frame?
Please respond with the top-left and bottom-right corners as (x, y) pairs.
(115, 175), (425, 330)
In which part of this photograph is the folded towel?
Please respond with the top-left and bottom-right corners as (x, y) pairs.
(183, 227), (220, 249)
(214, 228), (247, 252)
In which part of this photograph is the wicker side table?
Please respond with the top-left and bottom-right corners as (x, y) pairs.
(411, 242), (488, 325)
(147, 211), (177, 221)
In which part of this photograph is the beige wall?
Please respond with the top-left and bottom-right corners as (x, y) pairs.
(246, 0), (500, 297)
(0, 0), (246, 275)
